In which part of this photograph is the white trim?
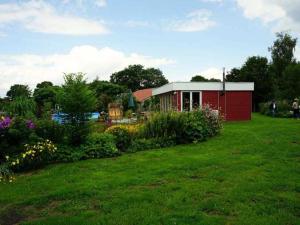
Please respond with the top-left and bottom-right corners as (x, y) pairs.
(190, 92), (193, 111)
(153, 82), (254, 96)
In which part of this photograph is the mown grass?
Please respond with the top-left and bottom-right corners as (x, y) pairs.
(0, 114), (299, 225)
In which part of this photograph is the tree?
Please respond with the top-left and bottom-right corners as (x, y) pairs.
(281, 63), (300, 100)
(269, 32), (297, 78)
(58, 73), (97, 145)
(191, 75), (208, 82)
(89, 80), (126, 111)
(6, 97), (36, 117)
(239, 56), (274, 111)
(59, 73), (97, 123)
(226, 68), (241, 82)
(191, 75), (221, 82)
(33, 81), (60, 116)
(110, 64), (168, 92)
(6, 84), (31, 100)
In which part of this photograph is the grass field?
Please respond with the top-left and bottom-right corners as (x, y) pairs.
(0, 114), (299, 225)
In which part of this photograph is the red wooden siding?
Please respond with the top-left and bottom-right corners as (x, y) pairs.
(202, 91), (219, 110)
(225, 91), (252, 121)
(202, 91), (252, 121)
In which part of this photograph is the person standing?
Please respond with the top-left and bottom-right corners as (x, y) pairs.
(292, 98), (299, 119)
(269, 100), (276, 117)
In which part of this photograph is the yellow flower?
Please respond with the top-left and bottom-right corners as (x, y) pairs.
(5, 155), (9, 160)
(12, 162), (16, 166)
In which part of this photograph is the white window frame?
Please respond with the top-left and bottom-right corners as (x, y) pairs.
(181, 91), (202, 112)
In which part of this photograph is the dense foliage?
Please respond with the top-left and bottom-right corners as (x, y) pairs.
(259, 100), (293, 118)
(191, 75), (221, 82)
(83, 133), (119, 158)
(58, 73), (97, 145)
(226, 32), (299, 110)
(142, 106), (222, 145)
(110, 64), (168, 92)
(6, 84), (31, 100)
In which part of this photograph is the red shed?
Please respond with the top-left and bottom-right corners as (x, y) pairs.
(152, 82), (254, 121)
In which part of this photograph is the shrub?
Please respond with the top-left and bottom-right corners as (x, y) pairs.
(105, 126), (132, 151)
(0, 117), (39, 161)
(52, 145), (85, 162)
(142, 111), (184, 141)
(259, 100), (292, 118)
(0, 163), (14, 183)
(7, 139), (57, 172)
(202, 105), (223, 137)
(6, 97), (36, 117)
(142, 107), (222, 144)
(35, 119), (66, 144)
(129, 137), (176, 152)
(83, 133), (119, 158)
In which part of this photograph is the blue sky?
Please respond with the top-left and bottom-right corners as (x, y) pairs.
(0, 0), (299, 96)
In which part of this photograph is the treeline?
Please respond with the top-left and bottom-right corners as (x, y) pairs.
(226, 32), (299, 111)
(0, 65), (168, 116)
(190, 32), (299, 111)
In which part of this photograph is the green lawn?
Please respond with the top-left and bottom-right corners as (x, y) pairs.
(0, 114), (299, 225)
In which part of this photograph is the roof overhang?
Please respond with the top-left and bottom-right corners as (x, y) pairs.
(152, 82), (254, 96)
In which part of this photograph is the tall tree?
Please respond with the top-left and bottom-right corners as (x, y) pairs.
(58, 73), (97, 145)
(226, 68), (241, 82)
(269, 32), (297, 78)
(239, 56), (274, 111)
(191, 75), (221, 82)
(191, 75), (208, 82)
(6, 84), (31, 100)
(59, 73), (97, 123)
(89, 80), (126, 111)
(33, 81), (60, 112)
(110, 64), (168, 92)
(281, 63), (300, 100)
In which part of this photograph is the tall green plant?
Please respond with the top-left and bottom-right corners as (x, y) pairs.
(6, 97), (36, 117)
(58, 73), (97, 145)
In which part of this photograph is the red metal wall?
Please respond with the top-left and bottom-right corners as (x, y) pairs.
(202, 91), (252, 121)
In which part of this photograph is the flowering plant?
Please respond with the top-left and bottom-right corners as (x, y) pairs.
(2, 139), (57, 180)
(0, 116), (11, 129)
(26, 120), (35, 129)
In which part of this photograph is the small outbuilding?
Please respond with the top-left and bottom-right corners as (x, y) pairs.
(152, 82), (254, 121)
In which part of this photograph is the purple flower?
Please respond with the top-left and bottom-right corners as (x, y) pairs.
(0, 117), (11, 129)
(26, 120), (35, 129)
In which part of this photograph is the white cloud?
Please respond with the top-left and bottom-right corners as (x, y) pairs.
(125, 20), (150, 28)
(236, 0), (300, 34)
(0, 45), (175, 96)
(198, 67), (223, 80)
(168, 9), (216, 32)
(200, 0), (223, 4)
(0, 0), (109, 35)
(95, 0), (107, 7)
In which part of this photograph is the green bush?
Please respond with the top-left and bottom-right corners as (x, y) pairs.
(0, 163), (14, 183)
(8, 139), (57, 172)
(83, 133), (119, 158)
(142, 107), (222, 144)
(259, 100), (292, 118)
(129, 137), (175, 152)
(106, 126), (132, 152)
(35, 119), (66, 144)
(6, 97), (36, 117)
(52, 145), (85, 162)
(0, 117), (39, 161)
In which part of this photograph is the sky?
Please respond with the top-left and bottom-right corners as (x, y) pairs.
(0, 0), (300, 96)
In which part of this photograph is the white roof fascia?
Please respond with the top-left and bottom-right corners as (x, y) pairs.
(152, 82), (254, 96)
